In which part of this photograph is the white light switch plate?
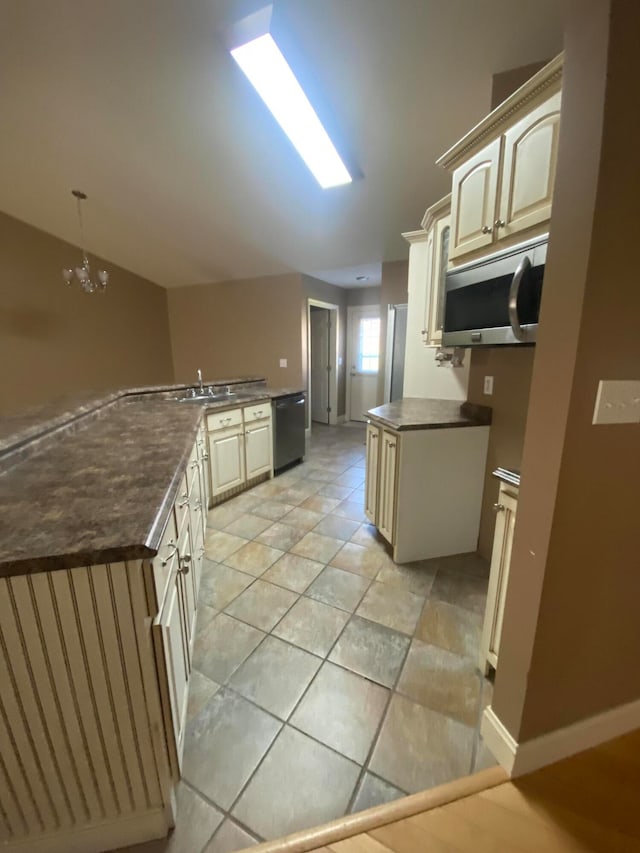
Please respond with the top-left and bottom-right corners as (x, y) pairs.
(483, 376), (494, 395)
(592, 380), (640, 424)
(279, 358), (287, 368)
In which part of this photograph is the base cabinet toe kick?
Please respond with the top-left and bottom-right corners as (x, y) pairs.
(0, 428), (209, 853)
(364, 417), (489, 564)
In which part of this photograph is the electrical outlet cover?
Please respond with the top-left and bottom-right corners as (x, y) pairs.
(279, 358), (287, 368)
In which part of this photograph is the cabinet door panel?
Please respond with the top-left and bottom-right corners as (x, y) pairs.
(378, 431), (398, 544)
(245, 420), (272, 479)
(209, 429), (245, 496)
(155, 573), (189, 769)
(425, 214), (451, 345)
(364, 424), (380, 524)
(479, 489), (518, 672)
(449, 139), (501, 261)
(499, 92), (561, 238)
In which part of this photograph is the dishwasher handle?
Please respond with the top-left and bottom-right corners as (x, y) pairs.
(276, 397), (305, 409)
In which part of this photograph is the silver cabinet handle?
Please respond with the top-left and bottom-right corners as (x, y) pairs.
(493, 503), (505, 512)
(481, 225), (493, 234)
(202, 453), (209, 460)
(254, 410), (263, 418)
(179, 554), (191, 574)
(160, 541), (178, 567)
(178, 491), (189, 508)
(508, 255), (531, 342)
(494, 219), (506, 229)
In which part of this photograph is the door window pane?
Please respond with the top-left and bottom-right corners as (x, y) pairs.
(358, 317), (380, 373)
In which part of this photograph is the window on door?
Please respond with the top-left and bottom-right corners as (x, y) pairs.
(357, 317), (381, 373)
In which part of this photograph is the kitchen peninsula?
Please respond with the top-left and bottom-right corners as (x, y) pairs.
(364, 398), (491, 564)
(0, 378), (301, 853)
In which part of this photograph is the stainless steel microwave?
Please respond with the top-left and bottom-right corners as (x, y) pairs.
(442, 234), (548, 347)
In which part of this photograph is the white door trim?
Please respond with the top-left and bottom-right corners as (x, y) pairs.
(307, 298), (339, 427)
(346, 304), (380, 422)
(481, 697), (640, 777)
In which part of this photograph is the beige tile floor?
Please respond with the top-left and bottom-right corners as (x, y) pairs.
(120, 423), (495, 853)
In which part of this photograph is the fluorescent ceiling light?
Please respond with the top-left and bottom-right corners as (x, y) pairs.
(231, 32), (352, 189)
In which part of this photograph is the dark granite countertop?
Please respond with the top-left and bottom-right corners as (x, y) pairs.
(0, 378), (302, 578)
(366, 398), (492, 431)
(0, 376), (265, 454)
(0, 398), (202, 577)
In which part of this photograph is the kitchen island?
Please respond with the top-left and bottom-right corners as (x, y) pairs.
(364, 398), (491, 564)
(0, 378), (302, 853)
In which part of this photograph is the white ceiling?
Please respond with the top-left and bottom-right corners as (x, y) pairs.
(0, 0), (568, 289)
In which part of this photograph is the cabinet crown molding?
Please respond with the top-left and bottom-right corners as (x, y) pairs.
(437, 52), (564, 170)
(402, 228), (428, 245)
(421, 193), (452, 232)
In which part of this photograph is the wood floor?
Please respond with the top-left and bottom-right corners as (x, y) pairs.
(245, 729), (640, 853)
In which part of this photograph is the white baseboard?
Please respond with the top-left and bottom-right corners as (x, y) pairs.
(4, 808), (168, 853)
(482, 696), (640, 777)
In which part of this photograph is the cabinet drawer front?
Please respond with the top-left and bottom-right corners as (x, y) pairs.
(152, 510), (178, 611)
(243, 401), (271, 423)
(206, 407), (242, 431)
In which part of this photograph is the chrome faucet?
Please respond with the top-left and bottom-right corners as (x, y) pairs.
(197, 368), (204, 394)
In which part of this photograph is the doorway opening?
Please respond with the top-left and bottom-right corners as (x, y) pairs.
(307, 298), (339, 429)
(346, 304), (381, 422)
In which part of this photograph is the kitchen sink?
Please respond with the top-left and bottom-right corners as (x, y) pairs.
(173, 390), (237, 403)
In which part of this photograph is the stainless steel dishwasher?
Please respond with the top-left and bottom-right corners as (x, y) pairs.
(272, 392), (306, 473)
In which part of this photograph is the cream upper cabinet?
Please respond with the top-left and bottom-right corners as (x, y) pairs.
(426, 208), (451, 346)
(418, 194), (451, 347)
(439, 55), (563, 264)
(499, 91), (562, 239)
(449, 139), (501, 261)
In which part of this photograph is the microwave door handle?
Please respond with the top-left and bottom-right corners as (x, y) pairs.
(508, 255), (532, 342)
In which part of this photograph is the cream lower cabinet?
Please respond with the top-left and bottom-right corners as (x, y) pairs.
(365, 419), (489, 564)
(0, 433), (207, 853)
(479, 481), (518, 674)
(377, 430), (398, 544)
(207, 403), (273, 502)
(364, 423), (380, 523)
(243, 402), (273, 479)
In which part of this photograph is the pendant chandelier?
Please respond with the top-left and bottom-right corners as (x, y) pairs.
(62, 190), (109, 294)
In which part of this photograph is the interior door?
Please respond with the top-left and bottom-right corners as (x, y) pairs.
(348, 306), (381, 421)
(310, 307), (330, 424)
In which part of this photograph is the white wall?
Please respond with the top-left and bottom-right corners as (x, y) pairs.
(402, 235), (469, 400)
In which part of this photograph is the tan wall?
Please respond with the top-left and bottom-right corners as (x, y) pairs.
(377, 261), (408, 404)
(494, 0), (640, 741)
(168, 274), (304, 390)
(467, 348), (535, 558)
(346, 286), (381, 308)
(491, 61), (549, 110)
(0, 211), (173, 417)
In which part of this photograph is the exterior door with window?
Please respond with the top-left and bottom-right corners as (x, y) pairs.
(347, 306), (381, 422)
